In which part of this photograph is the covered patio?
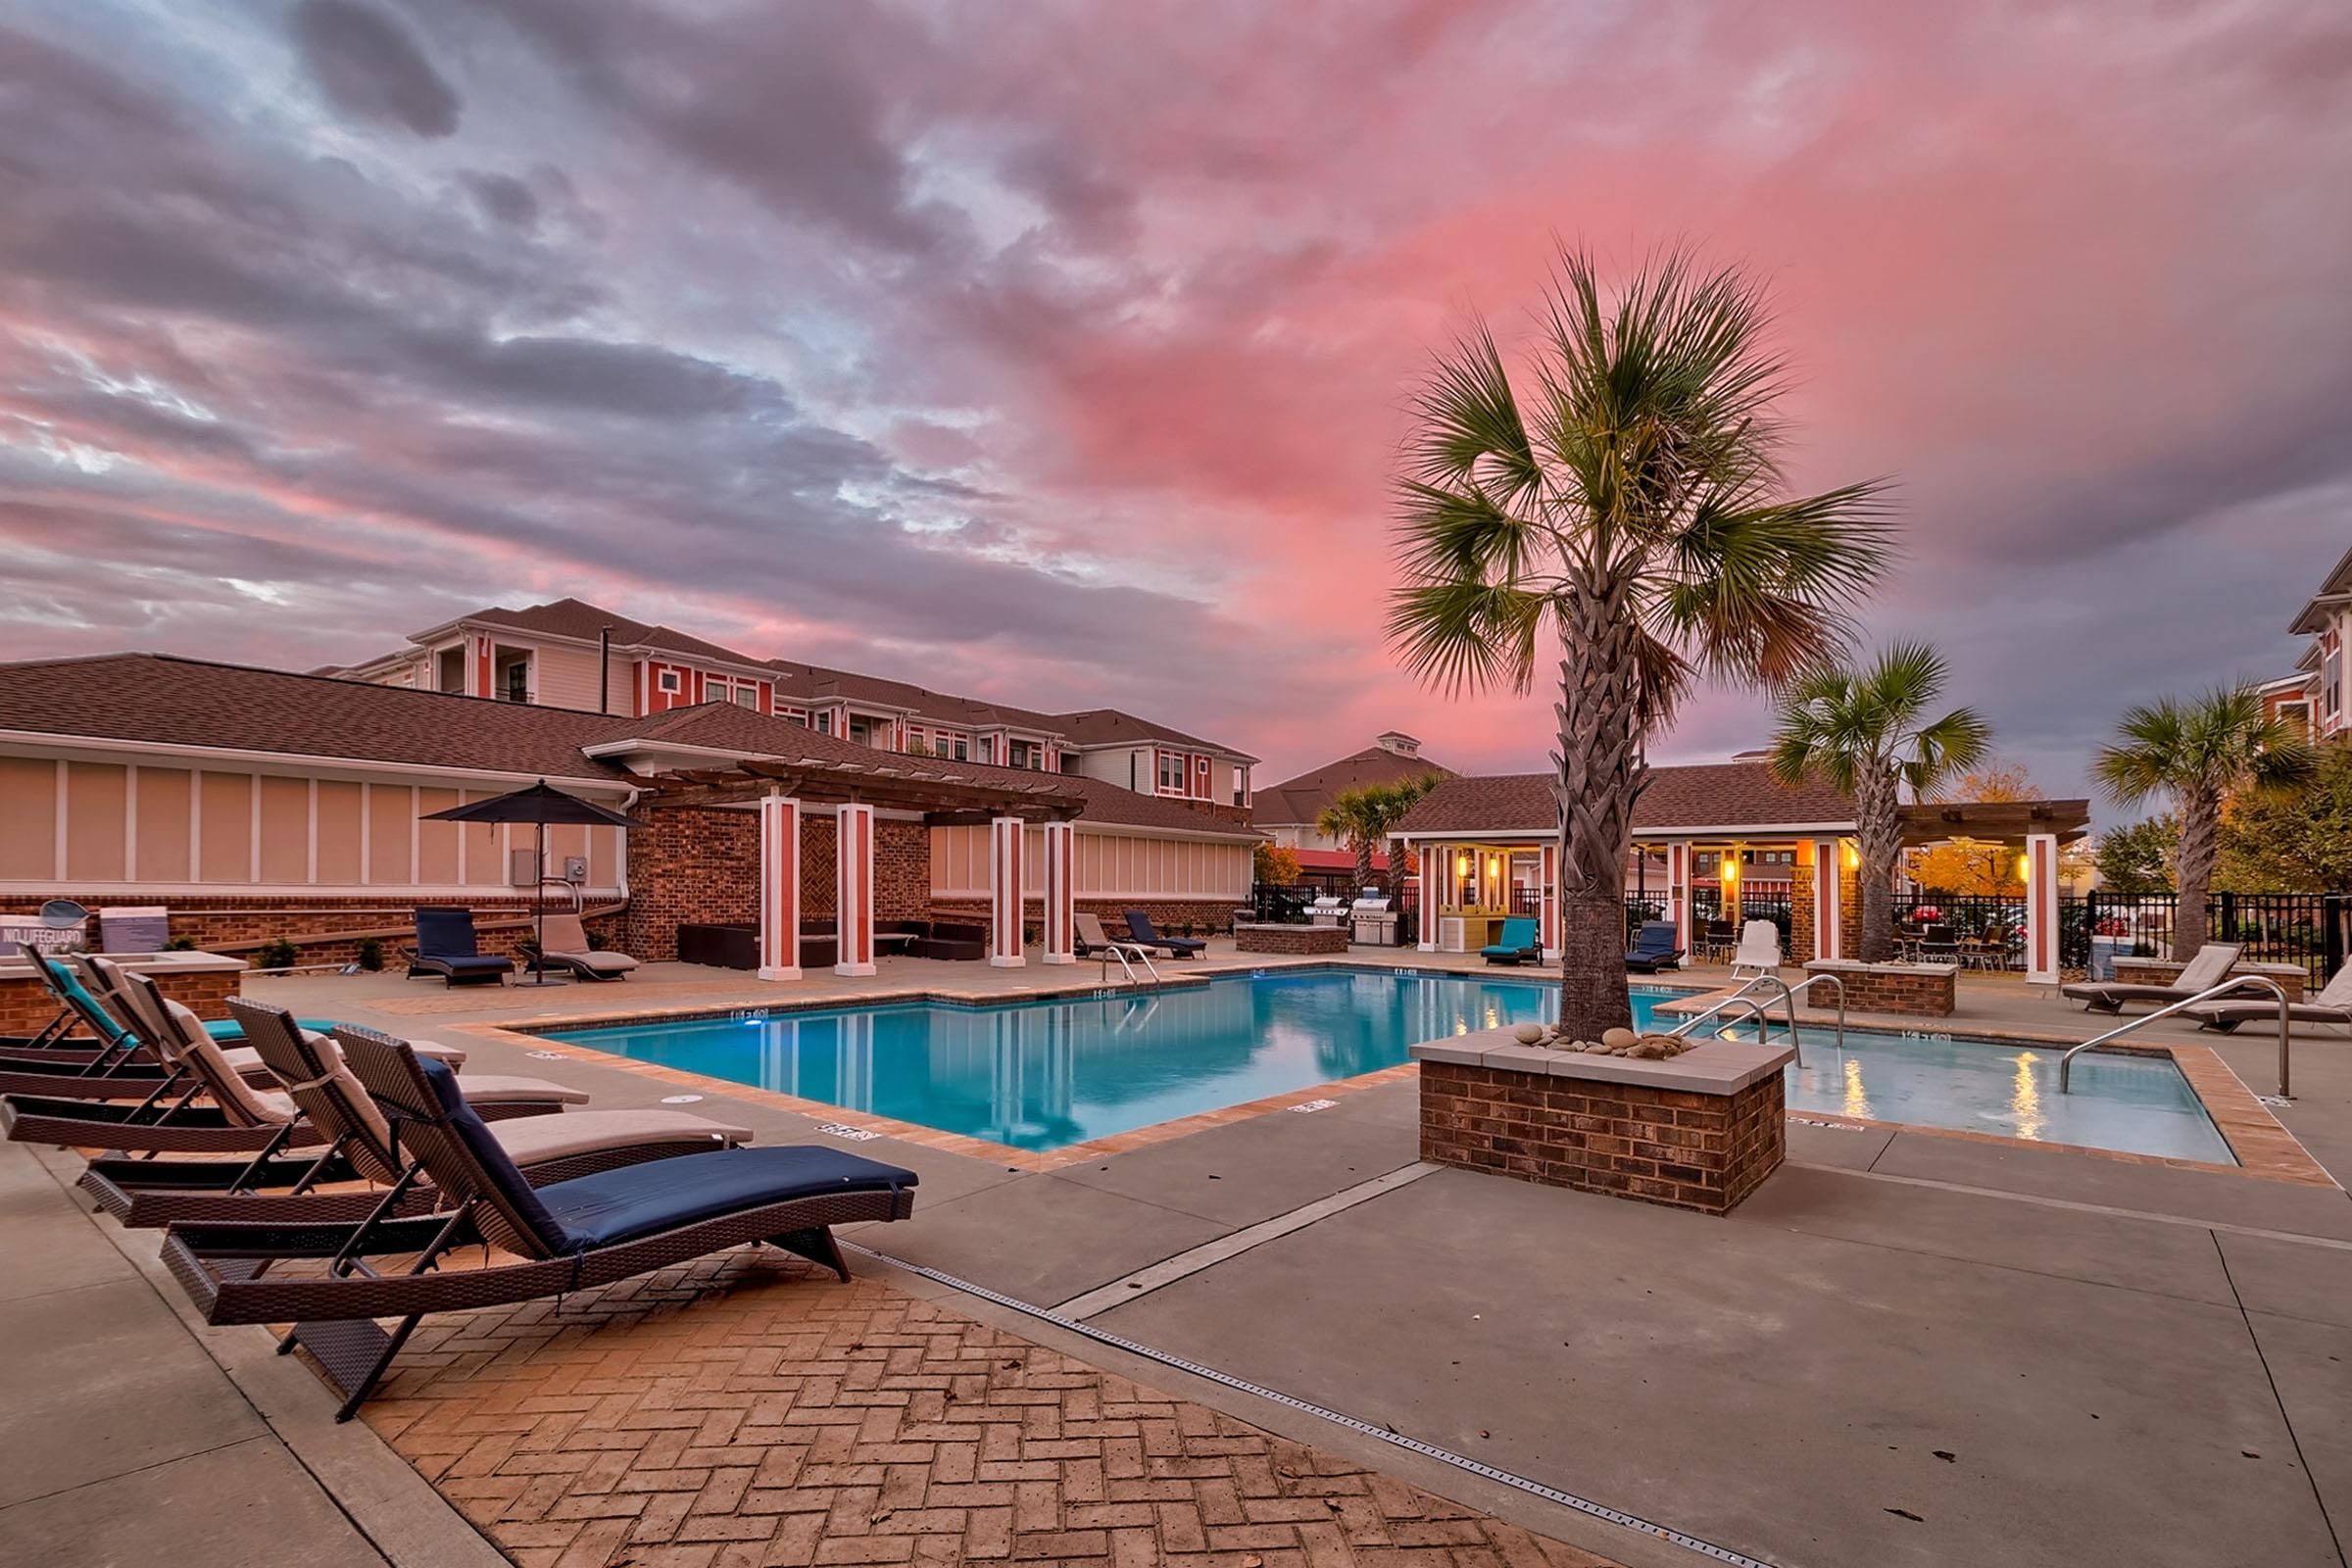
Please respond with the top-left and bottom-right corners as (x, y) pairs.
(631, 756), (1086, 979)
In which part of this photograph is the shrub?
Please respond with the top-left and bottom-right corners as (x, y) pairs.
(253, 937), (301, 971)
(163, 934), (198, 952)
(354, 937), (384, 971)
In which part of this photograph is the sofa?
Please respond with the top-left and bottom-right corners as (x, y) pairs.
(675, 919), (839, 971)
(881, 918), (987, 961)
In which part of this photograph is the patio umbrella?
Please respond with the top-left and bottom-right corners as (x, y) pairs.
(421, 781), (646, 986)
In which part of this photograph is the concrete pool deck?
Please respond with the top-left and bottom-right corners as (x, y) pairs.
(7, 949), (2350, 1566)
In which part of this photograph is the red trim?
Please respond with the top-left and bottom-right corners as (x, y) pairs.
(472, 636), (491, 699)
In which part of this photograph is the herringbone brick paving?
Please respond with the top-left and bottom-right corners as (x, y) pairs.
(357, 1250), (1620, 1567)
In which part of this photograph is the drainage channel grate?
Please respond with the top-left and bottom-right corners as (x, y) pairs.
(842, 1241), (1781, 1568)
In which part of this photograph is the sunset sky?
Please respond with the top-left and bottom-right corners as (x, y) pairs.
(3, 1), (2347, 810)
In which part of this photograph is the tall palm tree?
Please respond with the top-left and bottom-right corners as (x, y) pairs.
(2093, 688), (2314, 962)
(1389, 244), (1894, 1037)
(1767, 645), (1991, 963)
(1316, 787), (1389, 895)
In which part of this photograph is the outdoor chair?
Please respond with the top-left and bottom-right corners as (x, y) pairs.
(524, 911), (639, 982)
(1075, 912), (1150, 960)
(3, 969), (581, 1156)
(2060, 942), (2243, 1014)
(403, 907), (516, 986)
(1480, 916), (1542, 965)
(1727, 920), (1783, 980)
(79, 999), (752, 1230)
(159, 1026), (917, 1420)
(1122, 910), (1203, 957)
(2187, 964), (2352, 1035)
(1919, 923), (1959, 963)
(1624, 921), (1684, 972)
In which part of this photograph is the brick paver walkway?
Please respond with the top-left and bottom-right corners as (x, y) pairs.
(358, 1251), (1618, 1567)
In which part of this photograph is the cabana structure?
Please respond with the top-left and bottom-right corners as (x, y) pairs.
(1393, 761), (2089, 984)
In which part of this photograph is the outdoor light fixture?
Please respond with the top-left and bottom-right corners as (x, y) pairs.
(1842, 843), (1860, 869)
(1720, 860), (1739, 884)
(2016, 852), (2032, 881)
(1456, 852), (1471, 873)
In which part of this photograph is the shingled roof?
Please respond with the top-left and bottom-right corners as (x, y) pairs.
(0, 653), (1256, 837)
(1052, 708), (1254, 760)
(1254, 744), (1456, 828)
(1395, 760), (1856, 836)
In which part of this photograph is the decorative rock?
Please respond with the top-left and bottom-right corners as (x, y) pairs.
(1631, 1041), (1669, 1059)
(1579, 1039), (1613, 1054)
(1513, 1022), (1546, 1045)
(1600, 1027), (1637, 1052)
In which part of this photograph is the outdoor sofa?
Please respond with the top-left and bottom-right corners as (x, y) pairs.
(878, 918), (988, 960)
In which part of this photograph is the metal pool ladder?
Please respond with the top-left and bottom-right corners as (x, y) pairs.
(1096, 944), (1164, 989)
(2058, 975), (2294, 1098)
(1665, 972), (1845, 1067)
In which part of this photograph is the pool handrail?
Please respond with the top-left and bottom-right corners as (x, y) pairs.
(1096, 942), (1163, 990)
(2057, 974), (2294, 1098)
(1668, 974), (1802, 1065)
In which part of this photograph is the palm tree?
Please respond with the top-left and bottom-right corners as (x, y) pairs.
(2093, 688), (2314, 962)
(1767, 645), (1992, 963)
(1316, 787), (1389, 895)
(1389, 244), (1894, 1037)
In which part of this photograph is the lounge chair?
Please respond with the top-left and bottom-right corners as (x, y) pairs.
(1624, 921), (1684, 973)
(2060, 942), (2242, 1014)
(2189, 965), (2352, 1035)
(1480, 916), (1542, 965)
(161, 1025), (917, 1419)
(525, 911), (639, 982)
(79, 999), (752, 1229)
(1075, 912), (1150, 960)
(3, 971), (581, 1155)
(1727, 920), (1783, 981)
(403, 907), (516, 986)
(1122, 910), (1204, 957)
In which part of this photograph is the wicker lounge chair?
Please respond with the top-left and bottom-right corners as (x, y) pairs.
(1122, 910), (1203, 957)
(403, 907), (516, 986)
(2188, 965), (2352, 1034)
(161, 1025), (917, 1419)
(2060, 943), (2241, 1014)
(1624, 921), (1684, 973)
(0, 950), (354, 1090)
(3, 971), (579, 1155)
(523, 911), (639, 982)
(78, 999), (752, 1229)
(1480, 916), (1542, 965)
(1075, 912), (1150, 959)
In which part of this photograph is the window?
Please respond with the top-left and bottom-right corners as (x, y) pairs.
(813, 710), (832, 735)
(2327, 649), (2343, 718)
(952, 735), (968, 760)
(657, 669), (681, 695)
(1157, 752), (1186, 793)
(732, 684), (758, 708)
(501, 660), (529, 704)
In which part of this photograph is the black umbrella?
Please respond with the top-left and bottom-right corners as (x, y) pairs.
(422, 781), (647, 986)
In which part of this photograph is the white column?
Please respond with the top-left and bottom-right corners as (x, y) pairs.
(1539, 842), (1560, 961)
(1040, 819), (1076, 964)
(1811, 838), (1844, 961)
(2024, 832), (2060, 986)
(1417, 842), (1442, 952)
(1666, 840), (1691, 956)
(834, 803), (876, 977)
(758, 795), (803, 981)
(989, 815), (1027, 967)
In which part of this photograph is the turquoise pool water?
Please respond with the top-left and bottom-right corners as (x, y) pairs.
(545, 969), (2232, 1162)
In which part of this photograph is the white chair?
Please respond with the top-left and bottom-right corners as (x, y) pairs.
(1727, 919), (1783, 980)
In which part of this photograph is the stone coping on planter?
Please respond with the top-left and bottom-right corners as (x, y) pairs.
(1408, 1025), (1792, 1095)
(1802, 957), (1961, 978)
(0, 949), (246, 979)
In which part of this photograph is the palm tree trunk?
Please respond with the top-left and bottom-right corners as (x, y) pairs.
(1551, 588), (1646, 1039)
(2173, 788), (2220, 963)
(1855, 766), (1903, 964)
(1353, 836), (1375, 896)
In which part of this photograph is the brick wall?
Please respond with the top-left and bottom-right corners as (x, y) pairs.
(0, 894), (609, 967)
(1419, 1059), (1786, 1215)
(1789, 869), (1817, 960)
(874, 819), (928, 920)
(1234, 923), (1348, 955)
(619, 807), (758, 961)
(1803, 959), (1957, 1017)
(0, 965), (241, 1033)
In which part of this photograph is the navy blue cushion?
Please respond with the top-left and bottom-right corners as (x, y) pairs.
(415, 907), (485, 959)
(426, 955), (514, 974)
(536, 1146), (918, 1251)
(414, 1055), (570, 1254)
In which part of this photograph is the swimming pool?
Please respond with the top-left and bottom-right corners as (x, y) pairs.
(543, 969), (2233, 1162)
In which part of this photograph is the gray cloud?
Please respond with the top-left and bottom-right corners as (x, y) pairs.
(291, 0), (462, 138)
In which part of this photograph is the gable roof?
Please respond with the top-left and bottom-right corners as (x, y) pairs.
(1395, 761), (1856, 836)
(1052, 708), (1254, 760)
(0, 653), (1256, 838)
(2289, 543), (2352, 635)
(1254, 745), (1456, 827)
(761, 659), (1070, 735)
(462, 598), (762, 666)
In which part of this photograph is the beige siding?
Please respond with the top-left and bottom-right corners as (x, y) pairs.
(315, 781), (362, 883)
(416, 787), (461, 884)
(65, 762), (125, 881)
(197, 772), (253, 883)
(0, 758), (57, 879)
(532, 642), (606, 713)
(257, 775), (310, 883)
(931, 824), (1250, 900)
(462, 791), (507, 886)
(134, 766), (192, 882)
(367, 784), (412, 884)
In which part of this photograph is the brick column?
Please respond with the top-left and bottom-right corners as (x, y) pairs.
(989, 816), (1026, 968)
(834, 803), (876, 978)
(1041, 819), (1076, 965)
(758, 795), (803, 981)
(2024, 831), (2060, 985)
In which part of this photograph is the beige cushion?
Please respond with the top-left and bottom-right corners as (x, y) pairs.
(558, 950), (638, 973)
(490, 1108), (751, 1165)
(448, 1073), (591, 1105)
(164, 999), (293, 1126)
(291, 1030), (465, 1069)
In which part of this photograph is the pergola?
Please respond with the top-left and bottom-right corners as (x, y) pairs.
(641, 755), (1084, 980)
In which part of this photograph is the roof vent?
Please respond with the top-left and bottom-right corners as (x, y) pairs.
(1375, 731), (1421, 757)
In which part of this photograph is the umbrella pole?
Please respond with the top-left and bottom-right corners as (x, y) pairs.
(527, 820), (564, 986)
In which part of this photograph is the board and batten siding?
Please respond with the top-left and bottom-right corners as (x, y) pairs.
(0, 754), (623, 896)
(930, 823), (1250, 901)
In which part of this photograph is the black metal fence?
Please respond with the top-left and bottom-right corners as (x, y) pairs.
(2064, 891), (2347, 982)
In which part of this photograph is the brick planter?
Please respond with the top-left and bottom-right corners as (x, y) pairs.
(1411, 1030), (1793, 1215)
(1802, 958), (1958, 1017)
(0, 952), (246, 1032)
(1234, 922), (1349, 956)
(2111, 957), (2305, 1002)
